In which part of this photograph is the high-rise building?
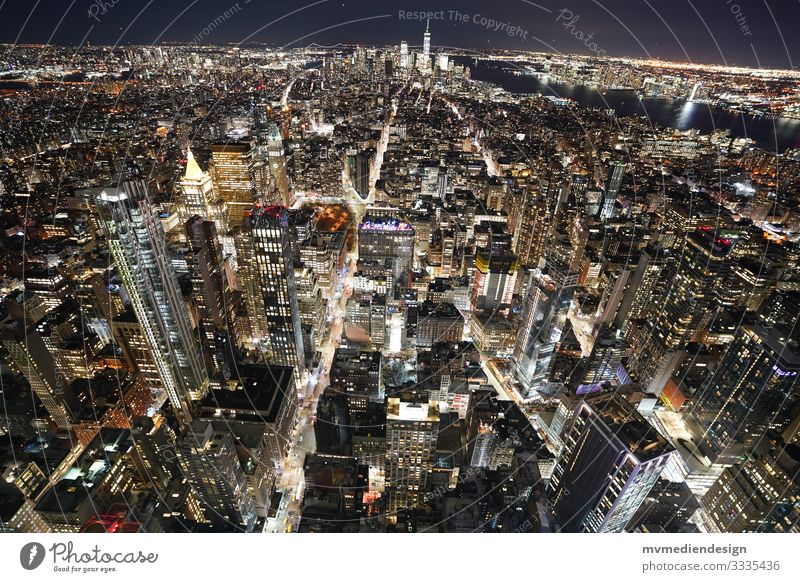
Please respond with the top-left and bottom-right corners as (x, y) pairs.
(185, 217), (237, 375)
(358, 215), (414, 282)
(330, 348), (381, 417)
(417, 300), (464, 347)
(386, 395), (440, 516)
(599, 161), (625, 220)
(514, 259), (578, 395)
(514, 190), (551, 267)
(633, 227), (732, 389)
(422, 21), (431, 63)
(180, 149), (215, 220)
(1, 319), (80, 431)
(245, 205), (306, 383)
(581, 325), (627, 385)
(211, 142), (255, 227)
(689, 324), (800, 464)
(471, 251), (518, 312)
(177, 421), (257, 531)
(548, 394), (675, 532)
(96, 177), (209, 425)
(702, 441), (800, 532)
(349, 150), (372, 200)
(198, 364), (298, 511)
(399, 41), (409, 69)
(265, 122), (290, 205)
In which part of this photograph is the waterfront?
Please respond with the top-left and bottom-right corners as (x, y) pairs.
(462, 59), (800, 152)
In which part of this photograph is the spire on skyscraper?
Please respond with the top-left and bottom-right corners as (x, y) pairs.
(184, 148), (204, 180)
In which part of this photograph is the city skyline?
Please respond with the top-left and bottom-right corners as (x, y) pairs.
(0, 0), (797, 69)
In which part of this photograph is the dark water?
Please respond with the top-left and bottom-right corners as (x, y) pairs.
(459, 59), (799, 152)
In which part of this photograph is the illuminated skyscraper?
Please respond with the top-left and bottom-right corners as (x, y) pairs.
(581, 325), (627, 385)
(423, 20), (431, 60)
(471, 251), (518, 313)
(702, 441), (800, 532)
(633, 227), (732, 389)
(180, 149), (214, 220)
(514, 190), (551, 267)
(245, 205), (306, 383)
(266, 123), (290, 205)
(96, 176), (209, 425)
(599, 161), (625, 220)
(386, 395), (440, 516)
(1, 320), (80, 431)
(399, 41), (409, 69)
(548, 394), (675, 532)
(177, 421), (257, 531)
(689, 324), (800, 464)
(513, 258), (578, 395)
(211, 142), (255, 227)
(185, 216), (237, 375)
(349, 150), (373, 200)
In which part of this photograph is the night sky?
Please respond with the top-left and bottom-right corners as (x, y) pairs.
(0, 0), (797, 69)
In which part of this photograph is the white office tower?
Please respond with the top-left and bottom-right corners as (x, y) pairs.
(96, 174), (209, 425)
(180, 148), (214, 219)
(400, 41), (409, 69)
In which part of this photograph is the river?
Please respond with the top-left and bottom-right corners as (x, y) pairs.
(458, 59), (799, 153)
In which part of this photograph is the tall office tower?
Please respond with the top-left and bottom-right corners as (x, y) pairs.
(466, 386), (500, 467)
(1, 320), (80, 431)
(96, 177), (209, 425)
(548, 394), (675, 532)
(177, 421), (257, 531)
(702, 441), (800, 532)
(246, 205), (306, 382)
(358, 215), (414, 282)
(599, 161), (626, 220)
(613, 247), (666, 330)
(130, 416), (174, 493)
(211, 142), (254, 227)
(265, 122), (290, 205)
(471, 251), (518, 312)
(185, 217), (235, 375)
(198, 364), (298, 512)
(513, 258), (578, 396)
(423, 20), (431, 61)
(689, 324), (800, 464)
(330, 348), (381, 417)
(514, 191), (551, 267)
(180, 149), (214, 220)
(386, 395), (440, 516)
(111, 309), (164, 403)
(581, 325), (627, 385)
(295, 265), (325, 358)
(399, 41), (409, 69)
(633, 227), (732, 388)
